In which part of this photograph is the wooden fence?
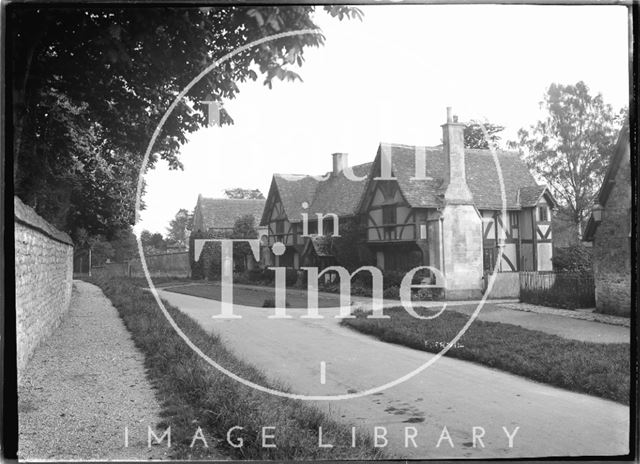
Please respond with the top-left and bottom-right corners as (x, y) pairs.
(520, 271), (595, 309)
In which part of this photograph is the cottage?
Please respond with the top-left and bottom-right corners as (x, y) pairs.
(583, 126), (631, 316)
(191, 195), (267, 271)
(260, 109), (557, 299)
(192, 195), (266, 236)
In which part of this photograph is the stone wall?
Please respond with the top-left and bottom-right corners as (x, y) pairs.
(592, 141), (631, 316)
(129, 252), (190, 278)
(441, 204), (484, 299)
(15, 197), (74, 381)
(483, 271), (520, 299)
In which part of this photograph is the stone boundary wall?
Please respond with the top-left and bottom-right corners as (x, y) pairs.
(483, 271), (520, 299)
(129, 252), (190, 278)
(15, 197), (74, 381)
(90, 252), (190, 279)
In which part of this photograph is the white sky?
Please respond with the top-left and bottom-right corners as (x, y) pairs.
(136, 4), (630, 235)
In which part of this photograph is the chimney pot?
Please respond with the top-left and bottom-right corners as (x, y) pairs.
(453, 115), (459, 123)
(446, 107), (453, 123)
(332, 152), (348, 175)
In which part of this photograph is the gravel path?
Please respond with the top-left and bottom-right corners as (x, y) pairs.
(19, 280), (170, 461)
(498, 302), (630, 327)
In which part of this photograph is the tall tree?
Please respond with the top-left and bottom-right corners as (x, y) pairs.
(512, 81), (626, 239)
(10, 5), (362, 235)
(166, 208), (192, 247)
(224, 188), (265, 200)
(231, 214), (259, 268)
(464, 121), (505, 149)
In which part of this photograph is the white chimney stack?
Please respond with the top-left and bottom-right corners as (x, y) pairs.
(441, 107), (473, 203)
(332, 153), (348, 175)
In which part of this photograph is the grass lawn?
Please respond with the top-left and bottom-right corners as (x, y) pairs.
(86, 275), (383, 460)
(341, 307), (630, 405)
(163, 281), (343, 308)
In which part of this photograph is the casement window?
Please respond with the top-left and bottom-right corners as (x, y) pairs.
(275, 219), (285, 241)
(382, 206), (396, 240)
(538, 206), (548, 222)
(382, 205), (396, 225)
(509, 211), (519, 228)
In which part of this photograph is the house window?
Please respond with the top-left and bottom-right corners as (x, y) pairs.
(275, 219), (285, 241)
(509, 211), (519, 228)
(382, 206), (396, 240)
(382, 206), (396, 225)
(538, 206), (548, 222)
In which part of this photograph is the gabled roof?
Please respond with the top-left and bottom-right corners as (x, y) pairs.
(262, 163), (372, 225)
(196, 197), (266, 230)
(518, 185), (557, 208)
(261, 141), (550, 225)
(583, 125), (630, 241)
(365, 143), (546, 210)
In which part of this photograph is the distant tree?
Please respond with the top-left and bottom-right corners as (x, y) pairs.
(110, 227), (139, 262)
(224, 188), (265, 200)
(139, 230), (151, 245)
(140, 229), (166, 254)
(511, 81), (626, 239)
(231, 214), (259, 270)
(92, 237), (116, 266)
(464, 121), (505, 149)
(232, 214), (259, 239)
(166, 209), (191, 247)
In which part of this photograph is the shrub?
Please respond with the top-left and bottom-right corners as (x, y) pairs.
(262, 298), (291, 308)
(285, 268), (299, 287)
(382, 271), (405, 289)
(414, 287), (444, 301)
(383, 285), (400, 299)
(552, 245), (593, 273)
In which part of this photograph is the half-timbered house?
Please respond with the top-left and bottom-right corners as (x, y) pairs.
(260, 108), (556, 298)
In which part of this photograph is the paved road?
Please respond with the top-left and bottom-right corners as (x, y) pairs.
(158, 289), (629, 459)
(163, 282), (629, 344)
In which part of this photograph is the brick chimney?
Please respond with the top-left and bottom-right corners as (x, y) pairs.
(332, 153), (348, 175)
(441, 107), (473, 203)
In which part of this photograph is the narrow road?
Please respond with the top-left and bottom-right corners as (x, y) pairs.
(158, 289), (629, 459)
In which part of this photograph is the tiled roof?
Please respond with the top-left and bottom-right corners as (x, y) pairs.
(264, 142), (548, 223)
(518, 185), (550, 208)
(308, 163), (373, 217)
(374, 143), (544, 210)
(264, 163), (373, 224)
(197, 197), (266, 230)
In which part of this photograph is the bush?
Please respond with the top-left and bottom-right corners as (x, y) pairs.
(414, 287), (444, 301)
(285, 268), (299, 287)
(520, 272), (595, 309)
(552, 245), (593, 273)
(262, 298), (291, 308)
(383, 285), (400, 299)
(382, 270), (405, 289)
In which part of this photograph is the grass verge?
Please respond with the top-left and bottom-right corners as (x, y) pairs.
(341, 307), (629, 405)
(85, 275), (384, 460)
